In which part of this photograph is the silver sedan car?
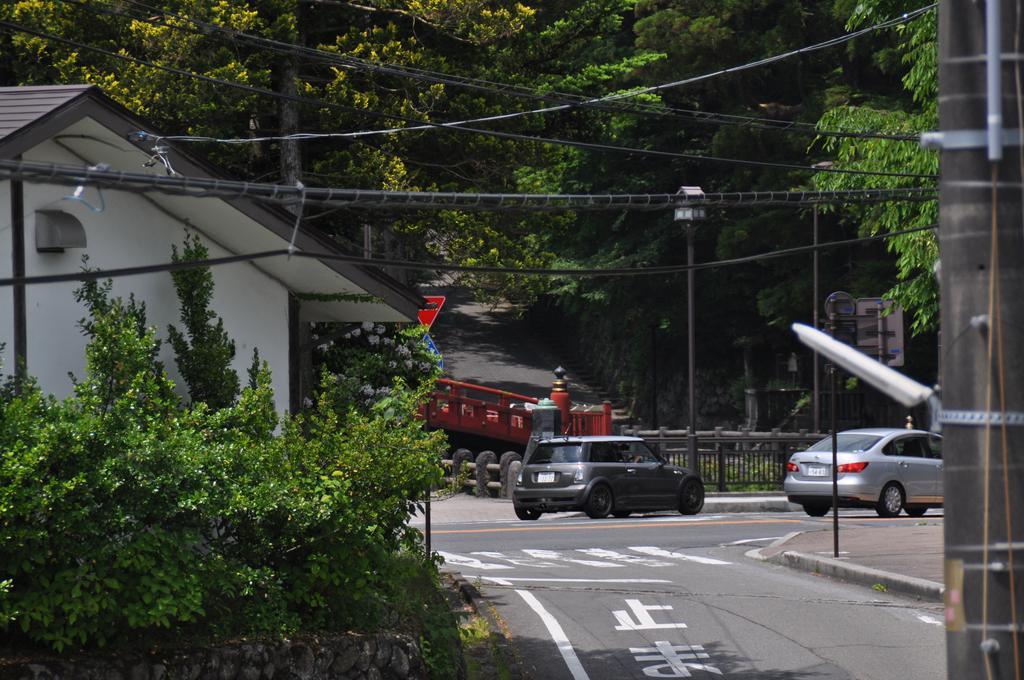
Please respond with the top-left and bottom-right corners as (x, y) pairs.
(784, 428), (942, 517)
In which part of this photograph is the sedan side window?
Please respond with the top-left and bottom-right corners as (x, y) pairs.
(886, 437), (926, 458)
(927, 435), (943, 460)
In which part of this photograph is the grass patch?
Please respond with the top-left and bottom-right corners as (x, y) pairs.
(459, 613), (512, 680)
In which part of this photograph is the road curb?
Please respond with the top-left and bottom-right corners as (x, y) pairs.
(445, 569), (530, 680)
(747, 533), (944, 603)
(704, 498), (801, 513)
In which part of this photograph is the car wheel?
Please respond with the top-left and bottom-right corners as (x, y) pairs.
(585, 484), (614, 519)
(803, 503), (830, 517)
(905, 505), (928, 517)
(612, 510), (632, 518)
(876, 483), (905, 518)
(515, 506), (541, 521)
(678, 478), (705, 515)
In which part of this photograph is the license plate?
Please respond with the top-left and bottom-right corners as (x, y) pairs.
(536, 472), (556, 483)
(806, 465), (830, 477)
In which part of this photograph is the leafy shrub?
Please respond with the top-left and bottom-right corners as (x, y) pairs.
(314, 322), (440, 411)
(0, 283), (446, 651)
(167, 232), (240, 408)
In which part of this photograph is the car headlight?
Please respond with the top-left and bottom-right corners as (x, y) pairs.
(573, 466), (585, 483)
(516, 468), (524, 485)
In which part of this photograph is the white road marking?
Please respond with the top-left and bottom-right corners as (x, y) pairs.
(629, 546), (732, 565)
(726, 536), (784, 546)
(578, 548), (673, 567)
(472, 551), (565, 568)
(917, 614), (943, 627)
(516, 590), (590, 680)
(524, 549), (625, 568)
(437, 551), (513, 570)
(613, 599), (688, 631)
(479, 577), (672, 584)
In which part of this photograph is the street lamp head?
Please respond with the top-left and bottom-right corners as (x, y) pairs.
(791, 322), (933, 407)
(674, 206), (706, 221)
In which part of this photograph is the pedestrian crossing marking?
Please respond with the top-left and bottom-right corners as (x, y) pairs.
(472, 551), (566, 568)
(438, 546), (730, 570)
(523, 549), (626, 568)
(629, 546), (732, 565)
(577, 548), (674, 567)
(437, 551), (513, 570)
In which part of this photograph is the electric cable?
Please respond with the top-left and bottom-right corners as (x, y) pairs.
(0, 158), (938, 209)
(62, 0), (921, 142)
(0, 223), (936, 288)
(0, 20), (938, 179)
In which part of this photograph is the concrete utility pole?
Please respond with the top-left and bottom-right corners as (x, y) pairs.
(936, 1), (1024, 676)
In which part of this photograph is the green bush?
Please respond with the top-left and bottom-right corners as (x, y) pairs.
(0, 284), (447, 651)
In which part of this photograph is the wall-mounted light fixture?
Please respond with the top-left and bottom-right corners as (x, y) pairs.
(35, 210), (86, 253)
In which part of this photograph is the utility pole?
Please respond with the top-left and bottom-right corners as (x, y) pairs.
(935, 1), (1024, 677)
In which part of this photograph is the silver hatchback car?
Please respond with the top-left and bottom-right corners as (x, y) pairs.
(784, 428), (943, 517)
(512, 436), (705, 520)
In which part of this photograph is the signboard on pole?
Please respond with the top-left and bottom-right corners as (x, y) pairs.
(824, 292), (905, 367)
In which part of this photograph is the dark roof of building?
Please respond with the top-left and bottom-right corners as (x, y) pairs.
(0, 84), (424, 320)
(0, 85), (95, 140)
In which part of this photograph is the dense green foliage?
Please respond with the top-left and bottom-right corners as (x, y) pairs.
(0, 281), (446, 651)
(314, 322), (441, 412)
(167, 232), (241, 408)
(0, 0), (940, 425)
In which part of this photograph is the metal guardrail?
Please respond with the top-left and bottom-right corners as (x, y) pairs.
(621, 427), (827, 491)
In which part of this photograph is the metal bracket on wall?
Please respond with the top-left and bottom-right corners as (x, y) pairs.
(939, 410), (1024, 427)
(920, 128), (1024, 150)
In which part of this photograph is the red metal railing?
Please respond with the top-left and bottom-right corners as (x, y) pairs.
(424, 378), (613, 445)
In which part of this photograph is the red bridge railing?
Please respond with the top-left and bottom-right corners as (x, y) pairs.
(424, 378), (613, 446)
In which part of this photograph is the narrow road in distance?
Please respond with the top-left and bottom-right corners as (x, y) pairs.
(426, 510), (945, 680)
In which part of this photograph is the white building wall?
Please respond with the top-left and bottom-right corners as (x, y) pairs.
(0, 141), (292, 412)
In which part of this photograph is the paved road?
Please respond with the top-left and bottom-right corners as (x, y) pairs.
(431, 511), (946, 680)
(423, 286), (602, 402)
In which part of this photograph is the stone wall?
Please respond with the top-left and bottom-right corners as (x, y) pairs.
(5, 631), (425, 680)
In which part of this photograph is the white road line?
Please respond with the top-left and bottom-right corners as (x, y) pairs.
(917, 614), (943, 627)
(629, 546), (732, 565)
(726, 536), (784, 546)
(524, 549), (625, 568)
(472, 551), (566, 568)
(578, 548), (673, 567)
(480, 577), (672, 584)
(437, 551), (513, 570)
(516, 590), (590, 680)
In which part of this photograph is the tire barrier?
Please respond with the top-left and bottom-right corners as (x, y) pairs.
(475, 450), (499, 498)
(451, 448), (473, 481)
(503, 460), (522, 499)
(499, 451), (521, 496)
(441, 448), (518, 498)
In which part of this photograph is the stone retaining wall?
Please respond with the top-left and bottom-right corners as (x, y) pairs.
(5, 631), (426, 680)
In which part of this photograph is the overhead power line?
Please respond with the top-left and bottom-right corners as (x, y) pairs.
(0, 21), (937, 179)
(0, 224), (937, 288)
(0, 159), (937, 211)
(63, 0), (920, 142)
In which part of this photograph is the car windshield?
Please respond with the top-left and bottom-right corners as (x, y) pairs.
(528, 444), (584, 464)
(805, 434), (883, 453)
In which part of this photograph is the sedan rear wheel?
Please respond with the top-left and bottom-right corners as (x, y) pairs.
(876, 482), (905, 518)
(803, 503), (830, 517)
(585, 484), (614, 519)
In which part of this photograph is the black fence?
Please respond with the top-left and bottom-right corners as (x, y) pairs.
(621, 428), (826, 491)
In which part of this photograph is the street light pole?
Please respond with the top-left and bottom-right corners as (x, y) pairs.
(674, 186), (705, 473)
(686, 223), (698, 472)
(813, 207), (821, 433)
